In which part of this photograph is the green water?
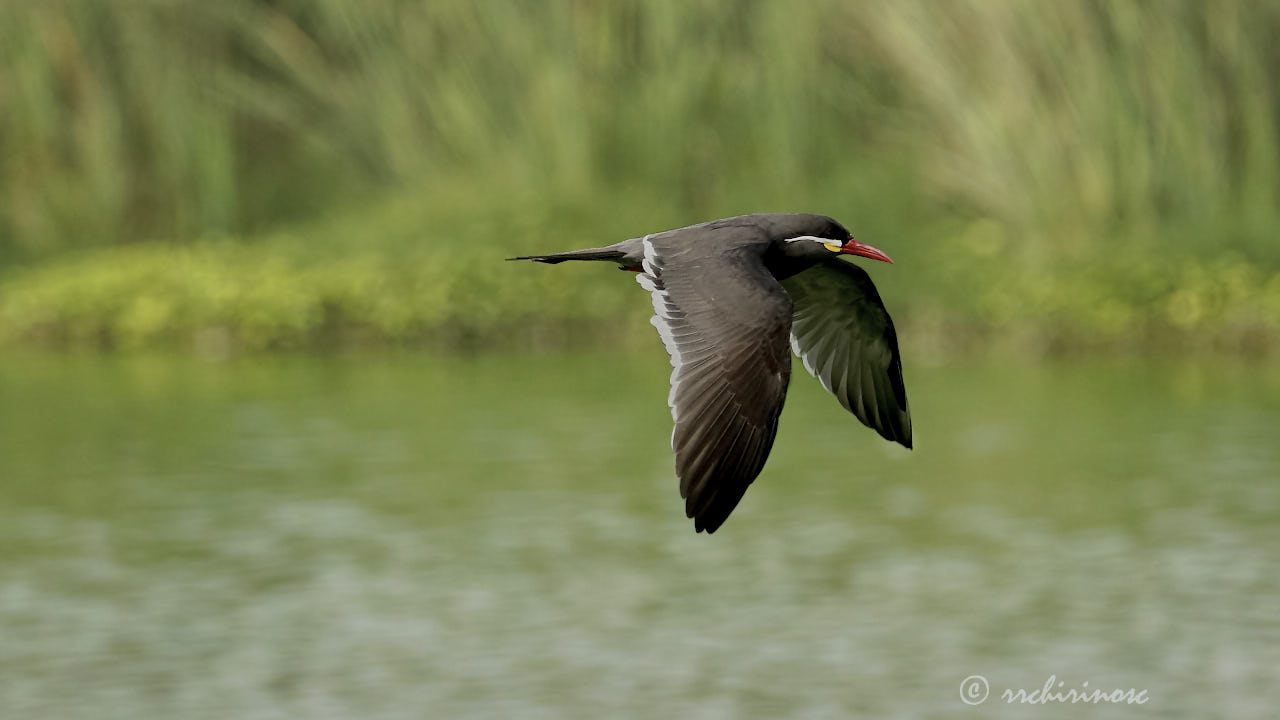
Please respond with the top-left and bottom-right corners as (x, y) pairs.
(1, 352), (1278, 718)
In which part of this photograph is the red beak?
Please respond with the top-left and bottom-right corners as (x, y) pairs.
(839, 238), (894, 263)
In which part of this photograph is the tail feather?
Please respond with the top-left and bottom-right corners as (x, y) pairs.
(506, 247), (624, 264)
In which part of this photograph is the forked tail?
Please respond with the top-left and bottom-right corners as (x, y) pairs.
(506, 246), (625, 264)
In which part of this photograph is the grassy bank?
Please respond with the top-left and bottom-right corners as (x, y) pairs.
(2, 182), (1276, 356)
(1, 1), (1278, 354)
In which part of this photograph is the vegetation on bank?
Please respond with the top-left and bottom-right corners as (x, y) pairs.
(1, 1), (1277, 354)
(2, 183), (1276, 355)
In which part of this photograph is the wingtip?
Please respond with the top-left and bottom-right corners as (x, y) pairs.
(691, 505), (729, 534)
(688, 505), (722, 534)
(885, 424), (912, 449)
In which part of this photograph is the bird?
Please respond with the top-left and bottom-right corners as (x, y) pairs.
(509, 213), (911, 533)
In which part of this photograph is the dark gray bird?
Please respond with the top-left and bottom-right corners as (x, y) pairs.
(510, 213), (911, 533)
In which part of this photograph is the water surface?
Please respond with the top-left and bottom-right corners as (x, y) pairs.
(1, 352), (1278, 718)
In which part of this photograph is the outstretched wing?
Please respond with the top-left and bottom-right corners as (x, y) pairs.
(636, 230), (794, 533)
(780, 258), (912, 448)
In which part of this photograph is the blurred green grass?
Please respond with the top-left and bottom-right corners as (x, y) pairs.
(1, 0), (1277, 353)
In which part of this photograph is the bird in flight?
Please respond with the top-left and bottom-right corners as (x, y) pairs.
(510, 213), (911, 533)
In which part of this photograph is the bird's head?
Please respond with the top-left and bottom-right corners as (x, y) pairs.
(774, 214), (894, 264)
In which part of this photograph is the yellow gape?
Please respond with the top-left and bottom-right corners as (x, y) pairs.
(823, 242), (843, 253)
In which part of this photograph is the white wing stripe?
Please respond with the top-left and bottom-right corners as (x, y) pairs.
(636, 238), (684, 435)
